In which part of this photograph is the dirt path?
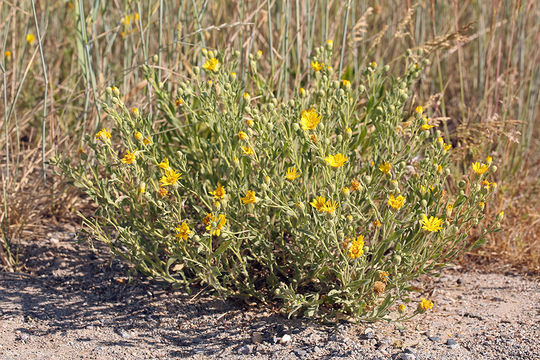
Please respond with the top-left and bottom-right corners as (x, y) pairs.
(1, 228), (539, 359)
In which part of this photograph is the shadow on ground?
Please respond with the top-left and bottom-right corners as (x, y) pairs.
(0, 228), (315, 358)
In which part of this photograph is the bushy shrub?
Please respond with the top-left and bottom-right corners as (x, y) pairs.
(53, 45), (501, 321)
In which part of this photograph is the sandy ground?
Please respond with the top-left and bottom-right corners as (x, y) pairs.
(1, 227), (539, 359)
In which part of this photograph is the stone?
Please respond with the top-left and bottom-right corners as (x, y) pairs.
(280, 334), (292, 345)
(293, 348), (308, 357)
(251, 332), (263, 344)
(395, 353), (416, 360)
(446, 339), (459, 349)
(428, 336), (441, 342)
(238, 345), (251, 355)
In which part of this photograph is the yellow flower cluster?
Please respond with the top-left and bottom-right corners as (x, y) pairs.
(175, 222), (192, 241)
(388, 194), (406, 210)
(324, 153), (348, 168)
(299, 109), (321, 130)
(421, 214), (443, 232)
(347, 235), (364, 259)
(203, 213), (227, 236)
(310, 196), (337, 213)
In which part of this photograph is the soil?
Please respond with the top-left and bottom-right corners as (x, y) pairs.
(1, 226), (539, 359)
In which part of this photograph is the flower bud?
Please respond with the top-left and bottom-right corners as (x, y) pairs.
(293, 123), (300, 131)
(342, 187), (350, 196)
(421, 199), (428, 207)
(365, 175), (372, 184)
(153, 54), (158, 63)
(194, 66), (200, 76)
(113, 87), (120, 97)
(337, 134), (343, 143)
(106, 86), (112, 95)
(345, 127), (352, 138)
(458, 180), (466, 188)
(491, 165), (498, 173)
(326, 39), (333, 50)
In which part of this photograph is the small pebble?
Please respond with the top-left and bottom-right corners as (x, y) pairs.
(280, 334), (292, 345)
(404, 347), (416, 354)
(395, 353), (416, 360)
(251, 332), (263, 344)
(238, 345), (251, 355)
(293, 348), (308, 357)
(117, 329), (131, 339)
(428, 336), (441, 342)
(446, 339), (459, 349)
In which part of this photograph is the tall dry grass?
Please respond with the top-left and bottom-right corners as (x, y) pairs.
(1, 0), (539, 272)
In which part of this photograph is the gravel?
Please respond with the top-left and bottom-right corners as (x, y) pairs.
(0, 226), (539, 359)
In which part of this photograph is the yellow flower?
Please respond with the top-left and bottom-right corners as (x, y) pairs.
(347, 235), (364, 259)
(326, 39), (333, 46)
(350, 179), (361, 192)
(202, 57), (220, 72)
(379, 162), (391, 174)
(243, 92), (251, 101)
(421, 214), (443, 232)
(310, 196), (327, 212)
(4, 51), (11, 60)
(241, 146), (254, 156)
(134, 131), (143, 140)
(388, 194), (406, 210)
(399, 304), (406, 313)
(370, 61), (377, 68)
(209, 183), (226, 199)
(241, 190), (257, 204)
(143, 137), (152, 145)
(175, 222), (192, 241)
(131, 107), (140, 117)
(238, 131), (248, 140)
(26, 34), (36, 45)
(204, 213), (227, 236)
(415, 106), (423, 114)
(175, 97), (184, 106)
(137, 183), (146, 194)
(158, 187), (168, 197)
(421, 118), (434, 130)
(478, 201), (485, 210)
(324, 153), (348, 168)
(437, 164), (443, 174)
(446, 204), (453, 217)
(486, 156), (493, 164)
(299, 108), (321, 130)
(311, 61), (324, 71)
(419, 298), (434, 311)
(379, 270), (389, 282)
(246, 119), (254, 127)
(202, 213), (213, 226)
(437, 137), (452, 151)
(472, 162), (489, 175)
(341, 187), (350, 196)
(95, 128), (111, 140)
(342, 79), (351, 88)
(299, 87), (306, 95)
(285, 167), (300, 180)
(159, 168), (182, 186)
(158, 158), (170, 170)
(373, 220), (382, 227)
(322, 200), (338, 213)
(121, 150), (137, 164)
